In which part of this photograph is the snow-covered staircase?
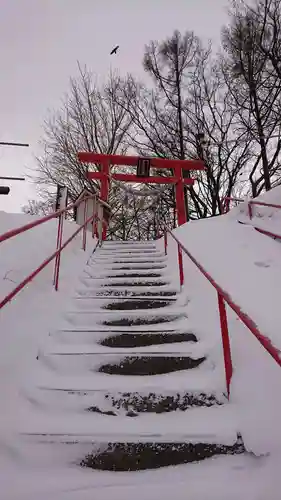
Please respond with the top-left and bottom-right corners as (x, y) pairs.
(23, 240), (244, 471)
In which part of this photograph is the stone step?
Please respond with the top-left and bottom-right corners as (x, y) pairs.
(87, 391), (224, 415)
(64, 309), (186, 323)
(19, 404), (240, 442)
(52, 329), (191, 345)
(71, 297), (177, 312)
(88, 263), (167, 271)
(84, 267), (168, 276)
(91, 257), (167, 264)
(76, 288), (178, 298)
(100, 332), (197, 347)
(90, 263), (167, 271)
(40, 352), (207, 376)
(19, 404), (243, 471)
(92, 273), (165, 279)
(33, 367), (225, 393)
(100, 280), (171, 288)
(102, 242), (157, 248)
(99, 355), (206, 375)
(73, 295), (177, 303)
(24, 387), (226, 415)
(16, 435), (244, 471)
(98, 249), (162, 255)
(102, 299), (174, 311)
(80, 439), (245, 471)
(101, 315), (184, 327)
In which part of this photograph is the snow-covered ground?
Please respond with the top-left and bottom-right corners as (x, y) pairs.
(1, 190), (281, 499)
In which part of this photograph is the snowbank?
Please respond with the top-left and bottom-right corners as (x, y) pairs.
(230, 185), (281, 236)
(172, 187), (281, 459)
(0, 211), (96, 450)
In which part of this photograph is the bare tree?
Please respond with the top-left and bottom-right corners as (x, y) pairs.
(120, 31), (251, 218)
(34, 65), (133, 201)
(222, 0), (281, 196)
(22, 198), (55, 216)
(184, 57), (253, 216)
(30, 65), (139, 237)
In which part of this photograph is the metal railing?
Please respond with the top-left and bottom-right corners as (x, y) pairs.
(0, 194), (110, 310)
(162, 224), (281, 397)
(222, 196), (281, 241)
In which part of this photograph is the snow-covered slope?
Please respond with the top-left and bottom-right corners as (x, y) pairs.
(0, 211), (97, 480)
(231, 185), (281, 236)
(1, 197), (281, 499)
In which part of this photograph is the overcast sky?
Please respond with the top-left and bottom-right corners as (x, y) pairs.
(0, 0), (229, 213)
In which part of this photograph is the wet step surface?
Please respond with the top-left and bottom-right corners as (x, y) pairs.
(101, 273), (162, 279)
(100, 332), (197, 347)
(102, 314), (184, 327)
(91, 289), (177, 297)
(87, 391), (225, 415)
(102, 299), (174, 310)
(101, 281), (170, 287)
(81, 439), (245, 471)
(99, 355), (206, 375)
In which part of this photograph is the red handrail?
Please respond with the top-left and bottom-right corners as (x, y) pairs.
(0, 195), (94, 245)
(0, 212), (97, 310)
(221, 197), (244, 213)
(222, 196), (281, 240)
(222, 196), (281, 215)
(0, 194), (109, 309)
(163, 225), (281, 397)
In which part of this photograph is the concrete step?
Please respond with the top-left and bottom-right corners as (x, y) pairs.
(75, 287), (178, 298)
(80, 439), (244, 471)
(24, 386), (226, 415)
(39, 351), (208, 376)
(100, 331), (197, 347)
(89, 254), (167, 265)
(51, 329), (193, 345)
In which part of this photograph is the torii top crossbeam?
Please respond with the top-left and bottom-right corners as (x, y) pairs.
(78, 152), (205, 171)
(78, 152), (205, 228)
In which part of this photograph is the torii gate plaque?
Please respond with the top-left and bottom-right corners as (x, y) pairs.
(78, 152), (205, 237)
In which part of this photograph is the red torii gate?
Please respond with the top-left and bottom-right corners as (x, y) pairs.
(78, 152), (205, 236)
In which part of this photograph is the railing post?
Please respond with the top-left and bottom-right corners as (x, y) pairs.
(82, 198), (88, 251)
(92, 196), (97, 239)
(177, 243), (184, 288)
(164, 228), (168, 256)
(102, 206), (107, 241)
(248, 201), (253, 219)
(217, 292), (233, 398)
(53, 212), (64, 291)
(97, 204), (103, 246)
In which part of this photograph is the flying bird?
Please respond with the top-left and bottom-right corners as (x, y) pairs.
(110, 45), (119, 55)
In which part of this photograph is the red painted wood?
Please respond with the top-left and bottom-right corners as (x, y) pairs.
(79, 152), (205, 171)
(0, 211), (98, 309)
(177, 243), (184, 287)
(87, 171), (195, 185)
(175, 169), (187, 225)
(217, 292), (233, 397)
(164, 225), (281, 392)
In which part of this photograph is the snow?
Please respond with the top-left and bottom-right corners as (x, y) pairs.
(174, 189), (281, 456)
(230, 184), (281, 236)
(1, 189), (281, 499)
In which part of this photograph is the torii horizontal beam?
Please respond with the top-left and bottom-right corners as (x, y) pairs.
(78, 152), (205, 171)
(87, 171), (195, 185)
